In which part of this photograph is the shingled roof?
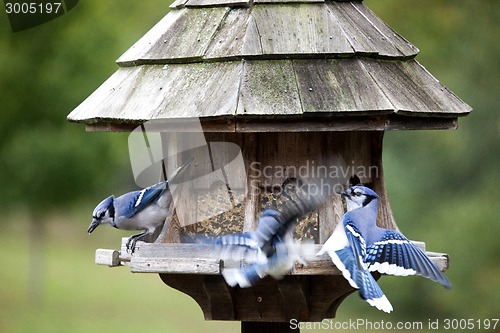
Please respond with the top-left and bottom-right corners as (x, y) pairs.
(68, 0), (471, 131)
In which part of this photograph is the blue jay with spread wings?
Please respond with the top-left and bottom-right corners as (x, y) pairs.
(217, 209), (302, 287)
(217, 180), (320, 288)
(87, 159), (192, 253)
(317, 185), (451, 313)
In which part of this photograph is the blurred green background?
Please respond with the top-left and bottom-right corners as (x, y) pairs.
(0, 0), (498, 332)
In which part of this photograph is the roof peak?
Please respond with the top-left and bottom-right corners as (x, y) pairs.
(171, 0), (364, 10)
(117, 1), (418, 66)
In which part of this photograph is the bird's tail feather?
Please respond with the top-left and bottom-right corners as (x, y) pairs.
(357, 270), (393, 313)
(168, 157), (194, 185)
(330, 248), (393, 313)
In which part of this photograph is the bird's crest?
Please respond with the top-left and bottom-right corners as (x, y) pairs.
(92, 195), (114, 220)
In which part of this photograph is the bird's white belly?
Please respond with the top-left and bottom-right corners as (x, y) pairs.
(320, 222), (349, 253)
(117, 204), (168, 231)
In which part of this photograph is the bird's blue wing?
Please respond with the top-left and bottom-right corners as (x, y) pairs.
(344, 220), (367, 270)
(216, 209), (285, 251)
(123, 181), (168, 218)
(217, 209), (305, 288)
(216, 210), (286, 263)
(366, 230), (451, 288)
(215, 232), (259, 250)
(254, 210), (286, 246)
(221, 233), (301, 288)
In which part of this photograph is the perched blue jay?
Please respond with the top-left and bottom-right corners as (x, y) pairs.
(88, 159), (192, 253)
(317, 185), (451, 313)
(217, 180), (321, 288)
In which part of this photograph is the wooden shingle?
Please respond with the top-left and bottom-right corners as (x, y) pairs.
(204, 8), (263, 59)
(117, 7), (229, 65)
(252, 4), (353, 55)
(237, 60), (302, 116)
(68, 0), (472, 130)
(69, 58), (470, 127)
(327, 2), (404, 57)
(361, 59), (471, 116)
(293, 58), (394, 113)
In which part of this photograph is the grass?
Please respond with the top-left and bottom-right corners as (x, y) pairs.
(0, 210), (492, 333)
(0, 215), (238, 333)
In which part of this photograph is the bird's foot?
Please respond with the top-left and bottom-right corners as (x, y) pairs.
(126, 231), (151, 254)
(126, 236), (139, 254)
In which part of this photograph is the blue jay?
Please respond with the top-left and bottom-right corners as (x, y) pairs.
(88, 159), (192, 253)
(217, 209), (309, 288)
(217, 180), (321, 288)
(317, 185), (451, 313)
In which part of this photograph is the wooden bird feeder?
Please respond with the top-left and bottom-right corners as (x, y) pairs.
(68, 0), (471, 331)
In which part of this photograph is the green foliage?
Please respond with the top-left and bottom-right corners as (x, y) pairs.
(0, 0), (169, 209)
(366, 0), (500, 323)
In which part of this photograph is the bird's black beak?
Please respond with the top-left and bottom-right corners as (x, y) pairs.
(87, 219), (99, 234)
(340, 190), (350, 198)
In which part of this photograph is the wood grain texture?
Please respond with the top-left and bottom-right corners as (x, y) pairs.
(327, 1), (403, 57)
(370, 131), (398, 231)
(233, 116), (387, 132)
(153, 62), (241, 119)
(242, 133), (260, 232)
(68, 58), (469, 126)
(361, 59), (472, 115)
(95, 249), (121, 267)
(237, 60), (302, 115)
(293, 58), (394, 113)
(160, 273), (352, 321)
(118, 7), (229, 65)
(119, 1), (419, 64)
(205, 8), (263, 59)
(70, 63), (241, 122)
(277, 278), (309, 321)
(117, 9), (187, 66)
(253, 4), (353, 55)
(127, 243), (449, 274)
(68, 67), (143, 123)
(203, 275), (235, 320)
(81, 116), (459, 132)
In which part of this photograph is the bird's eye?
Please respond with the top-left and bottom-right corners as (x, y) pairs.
(354, 192), (362, 196)
(99, 211), (105, 218)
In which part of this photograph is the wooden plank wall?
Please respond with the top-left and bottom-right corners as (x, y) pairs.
(154, 131), (396, 244)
